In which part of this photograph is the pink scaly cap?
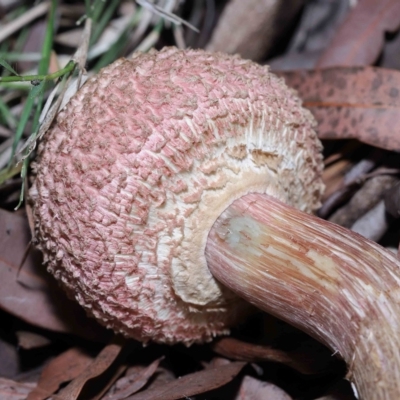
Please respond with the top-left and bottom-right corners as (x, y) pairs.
(30, 47), (324, 344)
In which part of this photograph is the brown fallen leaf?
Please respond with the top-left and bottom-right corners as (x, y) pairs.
(0, 208), (110, 341)
(104, 357), (164, 400)
(56, 337), (126, 400)
(26, 347), (93, 400)
(127, 361), (246, 400)
(278, 66), (400, 151)
(317, 0), (400, 67)
(211, 337), (338, 375)
(234, 376), (293, 400)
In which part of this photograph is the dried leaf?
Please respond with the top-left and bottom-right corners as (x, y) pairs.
(112, 364), (175, 397)
(16, 331), (51, 350)
(385, 180), (400, 218)
(207, 0), (305, 61)
(0, 208), (110, 341)
(322, 158), (353, 201)
(205, 357), (232, 369)
(269, 0), (350, 70)
(330, 175), (398, 227)
(26, 347), (93, 400)
(127, 361), (246, 400)
(0, 377), (36, 400)
(104, 357), (163, 400)
(351, 200), (389, 241)
(317, 0), (400, 67)
(87, 363), (128, 400)
(234, 376), (292, 400)
(56, 338), (125, 400)
(278, 66), (400, 151)
(0, 337), (20, 378)
(381, 28), (400, 70)
(212, 337), (336, 375)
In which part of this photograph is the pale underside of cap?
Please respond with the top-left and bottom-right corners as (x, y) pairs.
(31, 47), (324, 344)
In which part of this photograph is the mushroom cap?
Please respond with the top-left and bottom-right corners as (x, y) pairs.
(30, 47), (324, 344)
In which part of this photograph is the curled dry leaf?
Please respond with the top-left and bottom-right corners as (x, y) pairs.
(317, 0), (400, 67)
(278, 66), (400, 151)
(26, 347), (93, 400)
(211, 337), (339, 375)
(127, 361), (246, 400)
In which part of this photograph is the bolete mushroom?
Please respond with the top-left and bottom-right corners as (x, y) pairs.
(30, 48), (400, 399)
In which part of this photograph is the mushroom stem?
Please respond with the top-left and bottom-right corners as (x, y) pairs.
(206, 193), (400, 400)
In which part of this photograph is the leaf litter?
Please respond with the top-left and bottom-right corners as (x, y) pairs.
(27, 347), (94, 400)
(278, 66), (400, 151)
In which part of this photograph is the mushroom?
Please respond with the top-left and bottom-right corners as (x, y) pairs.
(30, 48), (400, 399)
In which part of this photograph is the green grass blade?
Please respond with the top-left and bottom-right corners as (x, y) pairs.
(9, 95), (34, 166)
(90, 0), (120, 46)
(29, 80), (46, 99)
(0, 163), (22, 185)
(0, 96), (17, 129)
(91, 0), (107, 21)
(0, 52), (42, 62)
(0, 59), (19, 75)
(37, 0), (56, 77)
(93, 8), (142, 71)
